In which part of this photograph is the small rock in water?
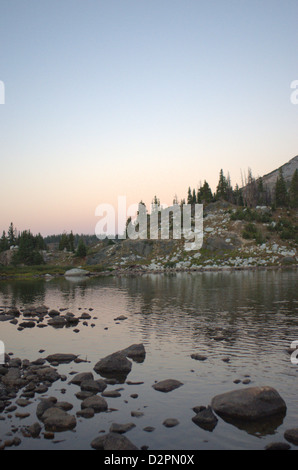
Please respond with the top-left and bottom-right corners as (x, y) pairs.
(191, 353), (207, 361)
(131, 411), (144, 418)
(114, 315), (128, 321)
(152, 379), (183, 393)
(81, 396), (108, 413)
(143, 426), (155, 432)
(163, 418), (179, 428)
(284, 428), (298, 446)
(76, 408), (95, 419)
(102, 390), (121, 398)
(27, 422), (42, 438)
(109, 422), (136, 434)
(192, 406), (218, 431)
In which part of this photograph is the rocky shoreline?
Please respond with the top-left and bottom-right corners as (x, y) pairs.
(0, 319), (297, 450)
(0, 262), (297, 283)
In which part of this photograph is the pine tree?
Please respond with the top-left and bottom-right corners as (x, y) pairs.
(12, 230), (44, 265)
(198, 181), (213, 203)
(68, 231), (75, 252)
(192, 189), (197, 204)
(216, 169), (228, 200)
(289, 169), (298, 208)
(0, 231), (9, 252)
(234, 184), (244, 206)
(59, 232), (70, 251)
(75, 238), (87, 257)
(187, 187), (192, 205)
(275, 168), (288, 207)
(8, 222), (16, 246)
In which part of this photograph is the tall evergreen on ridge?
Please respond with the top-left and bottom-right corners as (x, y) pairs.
(289, 169), (298, 208)
(198, 180), (213, 204)
(274, 168), (288, 207)
(216, 169), (229, 200)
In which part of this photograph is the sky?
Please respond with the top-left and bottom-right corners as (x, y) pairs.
(0, 0), (297, 236)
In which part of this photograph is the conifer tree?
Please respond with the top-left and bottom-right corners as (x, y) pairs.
(289, 169), (298, 208)
(275, 168), (288, 207)
(216, 169), (228, 200)
(68, 231), (75, 252)
(0, 231), (9, 252)
(8, 222), (16, 246)
(75, 238), (87, 257)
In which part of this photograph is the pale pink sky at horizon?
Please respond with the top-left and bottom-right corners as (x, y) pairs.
(1, 1), (298, 237)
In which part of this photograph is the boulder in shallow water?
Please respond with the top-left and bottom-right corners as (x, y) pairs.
(81, 395), (108, 413)
(94, 352), (132, 379)
(211, 386), (287, 421)
(42, 407), (76, 432)
(64, 268), (89, 277)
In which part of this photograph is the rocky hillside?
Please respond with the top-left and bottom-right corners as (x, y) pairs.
(79, 201), (297, 274)
(261, 155), (298, 190)
(1, 201), (296, 277)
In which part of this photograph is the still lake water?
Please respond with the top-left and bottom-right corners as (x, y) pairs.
(0, 269), (297, 450)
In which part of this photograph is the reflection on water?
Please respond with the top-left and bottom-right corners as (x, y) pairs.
(0, 279), (46, 306)
(0, 269), (297, 450)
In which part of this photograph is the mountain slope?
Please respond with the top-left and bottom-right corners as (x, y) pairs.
(261, 155), (298, 190)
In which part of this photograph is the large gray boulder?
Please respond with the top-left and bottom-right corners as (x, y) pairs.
(64, 268), (90, 277)
(211, 386), (287, 421)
